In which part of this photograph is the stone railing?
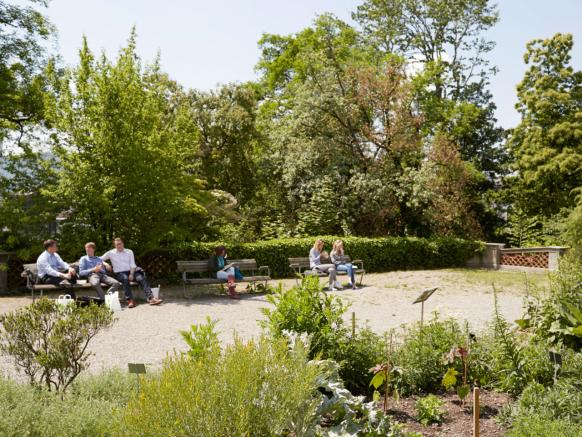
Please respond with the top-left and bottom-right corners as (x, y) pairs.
(466, 243), (567, 271)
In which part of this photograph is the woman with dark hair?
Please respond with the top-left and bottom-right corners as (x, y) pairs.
(208, 245), (240, 299)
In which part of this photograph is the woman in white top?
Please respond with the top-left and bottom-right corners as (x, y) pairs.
(330, 240), (357, 289)
(309, 239), (341, 291)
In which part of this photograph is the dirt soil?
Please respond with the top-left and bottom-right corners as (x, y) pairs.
(385, 390), (511, 436)
(0, 269), (549, 380)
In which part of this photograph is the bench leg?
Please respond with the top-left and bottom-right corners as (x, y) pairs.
(359, 271), (365, 286)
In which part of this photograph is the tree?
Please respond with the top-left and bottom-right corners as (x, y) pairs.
(353, 0), (499, 101)
(44, 32), (211, 253)
(0, 0), (53, 143)
(508, 33), (582, 217)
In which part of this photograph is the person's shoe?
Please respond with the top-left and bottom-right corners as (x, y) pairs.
(148, 297), (163, 305)
(127, 299), (136, 308)
(228, 285), (240, 299)
(334, 281), (343, 290)
(352, 283), (358, 290)
(59, 279), (72, 287)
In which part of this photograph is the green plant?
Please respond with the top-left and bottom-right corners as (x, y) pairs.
(261, 276), (348, 356)
(116, 336), (321, 436)
(392, 315), (465, 396)
(180, 316), (220, 360)
(0, 299), (114, 393)
(415, 394), (445, 426)
(517, 256), (582, 349)
(442, 345), (470, 403)
(334, 326), (385, 395)
(0, 369), (135, 437)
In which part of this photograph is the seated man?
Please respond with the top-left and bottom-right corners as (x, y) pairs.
(36, 239), (78, 298)
(79, 242), (121, 300)
(101, 237), (162, 308)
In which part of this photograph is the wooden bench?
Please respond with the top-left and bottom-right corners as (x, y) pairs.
(21, 263), (138, 302)
(176, 259), (271, 294)
(288, 257), (365, 286)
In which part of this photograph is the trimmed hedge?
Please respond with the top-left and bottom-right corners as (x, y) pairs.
(175, 236), (484, 279)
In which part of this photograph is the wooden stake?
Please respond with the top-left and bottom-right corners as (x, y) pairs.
(473, 387), (480, 437)
(352, 312), (356, 337)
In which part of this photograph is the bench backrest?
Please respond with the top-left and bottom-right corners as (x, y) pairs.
(23, 263), (38, 275)
(288, 256), (352, 268)
(176, 259), (258, 273)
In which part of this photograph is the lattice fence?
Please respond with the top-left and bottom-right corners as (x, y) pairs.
(500, 251), (549, 269)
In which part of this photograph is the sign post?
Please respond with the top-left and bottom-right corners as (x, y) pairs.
(412, 287), (438, 328)
(128, 363), (147, 392)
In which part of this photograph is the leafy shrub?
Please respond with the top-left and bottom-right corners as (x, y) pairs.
(180, 316), (220, 359)
(116, 336), (321, 436)
(392, 315), (465, 396)
(506, 414), (582, 437)
(518, 255), (582, 349)
(261, 276), (348, 356)
(0, 299), (114, 393)
(176, 235), (483, 278)
(415, 394), (446, 426)
(0, 369), (134, 437)
(480, 289), (556, 395)
(333, 326), (385, 395)
(262, 277), (385, 395)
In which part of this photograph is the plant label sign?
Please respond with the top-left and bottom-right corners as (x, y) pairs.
(413, 287), (438, 304)
(128, 363), (146, 374)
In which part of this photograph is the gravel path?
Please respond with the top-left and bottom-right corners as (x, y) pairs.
(0, 269), (548, 379)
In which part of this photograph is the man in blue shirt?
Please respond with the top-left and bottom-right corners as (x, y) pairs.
(36, 239), (78, 297)
(79, 242), (121, 300)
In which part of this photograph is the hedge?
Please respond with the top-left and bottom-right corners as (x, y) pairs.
(173, 236), (484, 279)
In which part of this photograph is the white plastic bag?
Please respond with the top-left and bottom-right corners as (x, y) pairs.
(56, 294), (74, 308)
(105, 291), (122, 312)
(151, 285), (161, 299)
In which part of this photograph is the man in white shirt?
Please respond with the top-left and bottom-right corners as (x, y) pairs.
(36, 239), (78, 297)
(101, 237), (162, 308)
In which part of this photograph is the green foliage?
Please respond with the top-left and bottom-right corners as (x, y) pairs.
(180, 235), (483, 278)
(0, 369), (135, 437)
(0, 298), (114, 393)
(509, 33), (582, 218)
(116, 336), (321, 436)
(506, 414), (582, 437)
(179, 316), (220, 360)
(518, 256), (582, 349)
(43, 32), (211, 254)
(415, 394), (446, 426)
(334, 327), (385, 395)
(261, 276), (348, 356)
(504, 206), (543, 247)
(392, 315), (465, 396)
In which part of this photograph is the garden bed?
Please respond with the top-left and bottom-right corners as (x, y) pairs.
(385, 390), (511, 436)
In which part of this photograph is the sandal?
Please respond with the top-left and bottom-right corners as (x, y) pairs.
(148, 297), (163, 305)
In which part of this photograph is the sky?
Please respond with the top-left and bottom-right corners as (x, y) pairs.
(34, 0), (582, 128)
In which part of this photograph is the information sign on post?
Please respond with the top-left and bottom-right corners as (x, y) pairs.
(412, 287), (438, 328)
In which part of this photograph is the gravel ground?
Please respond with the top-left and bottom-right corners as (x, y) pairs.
(0, 269), (549, 379)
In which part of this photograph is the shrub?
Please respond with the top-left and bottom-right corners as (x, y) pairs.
(518, 255), (582, 349)
(262, 277), (386, 395)
(392, 315), (465, 396)
(506, 414), (582, 437)
(333, 326), (385, 395)
(415, 394), (446, 426)
(0, 299), (114, 393)
(116, 336), (321, 436)
(180, 316), (220, 360)
(176, 235), (483, 278)
(0, 369), (134, 437)
(261, 276), (348, 356)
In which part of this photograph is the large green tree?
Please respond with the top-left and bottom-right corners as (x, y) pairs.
(44, 33), (211, 253)
(508, 33), (582, 217)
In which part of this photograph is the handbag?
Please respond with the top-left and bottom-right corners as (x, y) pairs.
(105, 291), (122, 312)
(56, 294), (74, 308)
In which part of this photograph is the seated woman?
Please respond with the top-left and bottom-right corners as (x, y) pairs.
(208, 245), (241, 299)
(330, 240), (357, 289)
(309, 239), (341, 291)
